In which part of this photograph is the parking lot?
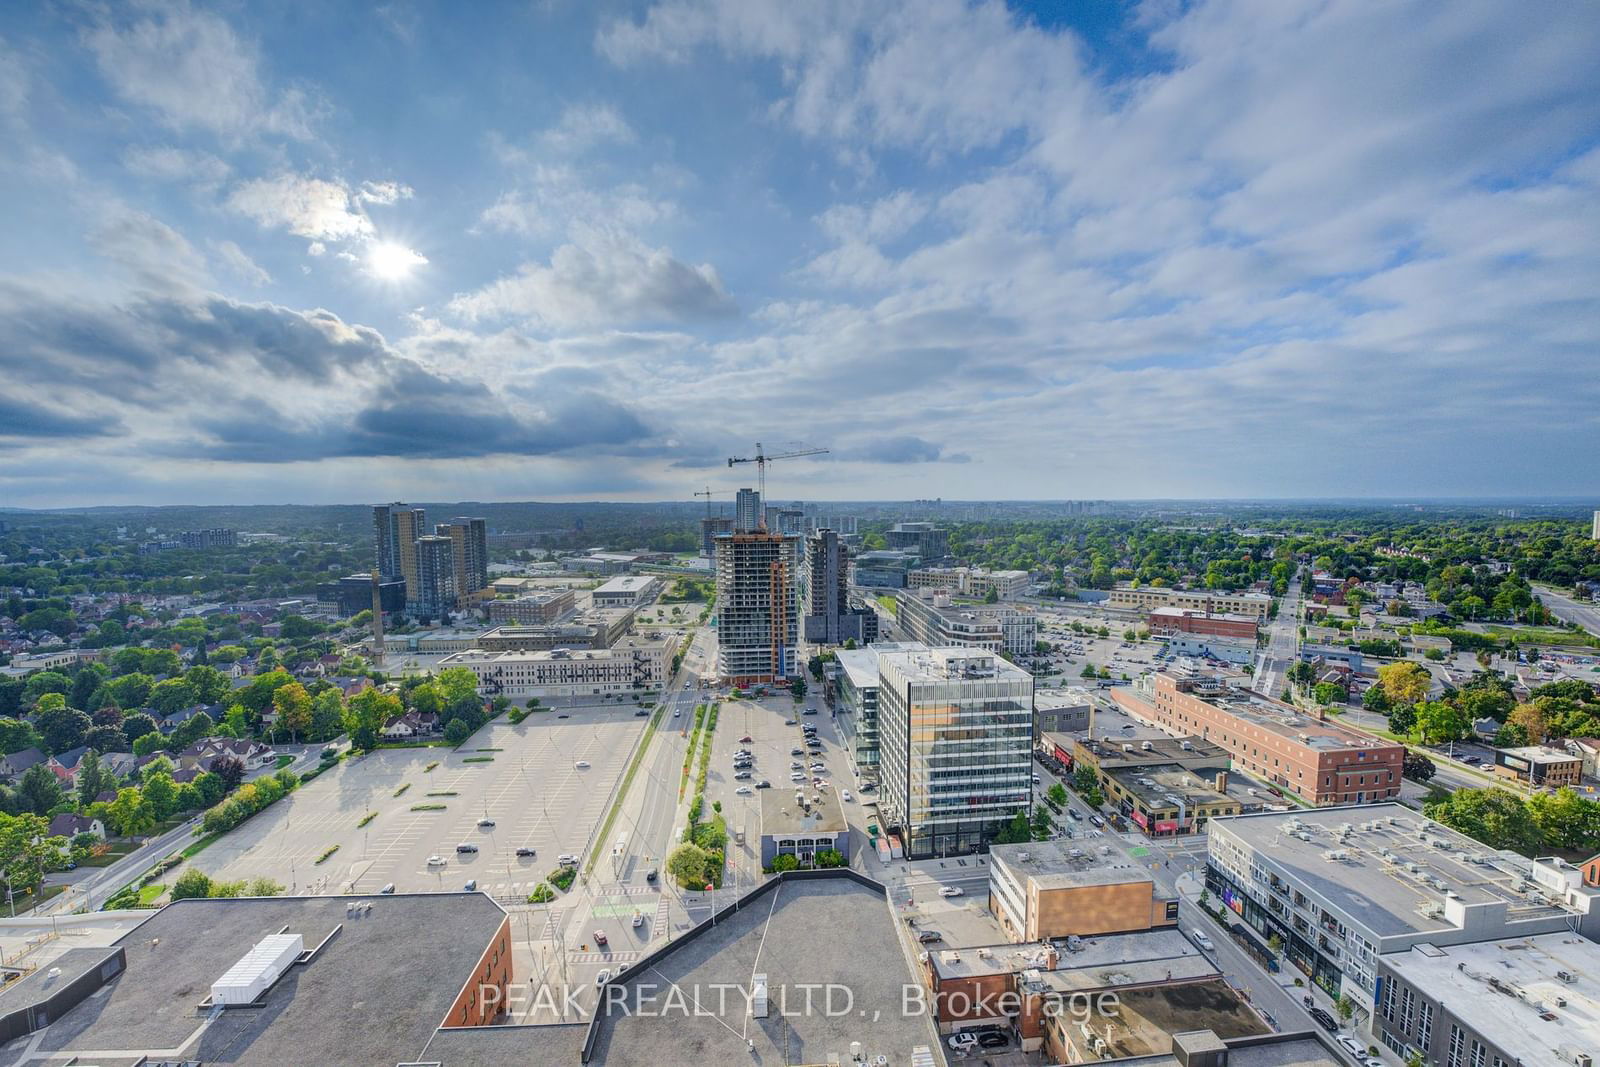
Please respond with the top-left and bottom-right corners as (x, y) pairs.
(171, 705), (648, 903)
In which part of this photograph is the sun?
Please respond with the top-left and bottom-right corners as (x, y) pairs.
(367, 240), (427, 280)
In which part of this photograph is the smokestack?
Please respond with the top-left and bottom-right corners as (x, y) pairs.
(370, 570), (385, 667)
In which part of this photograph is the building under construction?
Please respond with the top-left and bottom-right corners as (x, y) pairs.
(714, 530), (798, 686)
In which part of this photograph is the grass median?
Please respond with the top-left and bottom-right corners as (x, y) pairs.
(584, 701), (666, 879)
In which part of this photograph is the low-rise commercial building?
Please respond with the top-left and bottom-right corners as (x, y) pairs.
(907, 567), (1029, 600)
(1147, 606), (1260, 641)
(1033, 689), (1092, 739)
(1494, 744), (1583, 786)
(1374, 932), (1600, 1067)
(852, 549), (920, 588)
(1205, 804), (1600, 1005)
(590, 575), (661, 608)
(892, 589), (1038, 656)
(759, 787), (848, 868)
(487, 589), (577, 625)
(988, 838), (1181, 944)
(474, 608), (633, 652)
(1106, 586), (1273, 622)
(440, 634), (678, 698)
(1164, 633), (1256, 665)
(1071, 735), (1239, 834)
(1113, 669), (1403, 806)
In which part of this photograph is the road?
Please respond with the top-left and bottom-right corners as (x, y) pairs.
(1253, 578), (1301, 696)
(1535, 584), (1600, 638)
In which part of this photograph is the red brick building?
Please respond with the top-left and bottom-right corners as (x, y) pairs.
(1146, 607), (1259, 641)
(1112, 671), (1403, 806)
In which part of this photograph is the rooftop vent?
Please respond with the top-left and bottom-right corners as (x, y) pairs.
(211, 933), (304, 1007)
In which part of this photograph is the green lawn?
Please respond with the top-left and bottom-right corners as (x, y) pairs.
(1480, 625), (1599, 648)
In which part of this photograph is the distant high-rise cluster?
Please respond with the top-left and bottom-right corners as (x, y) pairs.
(370, 503), (488, 618)
(1593, 509), (1600, 540)
(734, 487), (762, 533)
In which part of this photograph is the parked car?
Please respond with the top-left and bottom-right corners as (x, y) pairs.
(380, 883), (396, 894)
(917, 929), (943, 943)
(755, 780), (772, 789)
(791, 748), (805, 756)
(1088, 814), (1105, 827)
(842, 790), (853, 802)
(947, 1031), (978, 1051)
(456, 843), (479, 854)
(802, 708), (818, 715)
(1066, 809), (1083, 821)
(734, 770), (752, 780)
(516, 847), (536, 857)
(1310, 1007), (1337, 1032)
(594, 930), (608, 946)
(595, 969), (611, 986)
(736, 786), (753, 795)
(558, 853), (579, 867)
(634, 709), (649, 716)
(478, 818), (495, 827)
(632, 911), (644, 928)
(1190, 929), (1214, 951)
(464, 879), (477, 891)
(739, 735), (753, 743)
(427, 855), (447, 866)
(574, 760), (590, 769)
(938, 885), (963, 897)
(976, 1031), (1008, 1049)
(646, 868), (658, 882)
(791, 772), (806, 782)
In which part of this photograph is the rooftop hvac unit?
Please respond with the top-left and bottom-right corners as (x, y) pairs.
(1298, 832), (1312, 842)
(1558, 970), (1577, 983)
(211, 933), (303, 1007)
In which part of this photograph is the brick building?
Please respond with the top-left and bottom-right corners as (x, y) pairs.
(1112, 670), (1403, 806)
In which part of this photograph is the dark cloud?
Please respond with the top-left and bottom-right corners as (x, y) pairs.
(840, 435), (969, 464)
(0, 396), (122, 439)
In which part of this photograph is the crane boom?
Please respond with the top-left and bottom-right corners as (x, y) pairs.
(726, 441), (830, 527)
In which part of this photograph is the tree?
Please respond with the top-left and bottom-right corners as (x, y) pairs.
(36, 705), (91, 754)
(1073, 765), (1099, 794)
(22, 671), (71, 705)
(444, 718), (471, 745)
(667, 841), (712, 886)
(170, 868), (213, 900)
(84, 725), (128, 753)
(237, 669), (294, 715)
(1361, 684), (1391, 714)
(1047, 783), (1069, 807)
(1506, 703), (1550, 746)
(142, 772), (178, 820)
(75, 751), (105, 808)
(193, 770), (224, 807)
(1413, 700), (1470, 745)
(166, 711), (215, 751)
(68, 664), (108, 712)
(1378, 662), (1431, 706)
(91, 704), (124, 727)
(105, 787), (155, 838)
(0, 813), (65, 897)
(1425, 788), (1542, 855)
(121, 712), (160, 746)
(345, 688), (401, 751)
(1313, 681), (1347, 706)
(770, 853), (800, 873)
(1336, 995), (1355, 1022)
(272, 682), (312, 742)
(1527, 788), (1600, 853)
(1402, 752), (1436, 783)
(1387, 702), (1418, 735)
(104, 672), (154, 710)
(790, 677), (807, 699)
(309, 688), (345, 741)
(17, 764), (62, 815)
(212, 754), (246, 794)
(0, 717), (41, 755)
(147, 678), (198, 716)
(247, 876), (286, 896)
(132, 733), (165, 757)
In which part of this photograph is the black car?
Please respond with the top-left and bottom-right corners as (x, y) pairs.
(791, 748), (805, 756)
(802, 708), (818, 715)
(634, 709), (649, 716)
(1310, 1007), (1337, 1032)
(976, 1031), (1009, 1049)
(515, 847), (536, 857)
(646, 868), (658, 883)
(754, 780), (772, 789)
(916, 929), (943, 943)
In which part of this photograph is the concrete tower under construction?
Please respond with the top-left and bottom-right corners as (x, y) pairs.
(713, 530), (799, 686)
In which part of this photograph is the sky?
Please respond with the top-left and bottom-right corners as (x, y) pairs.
(2, 0), (1598, 508)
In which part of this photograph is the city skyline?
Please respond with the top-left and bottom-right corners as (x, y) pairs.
(3, 1), (1599, 508)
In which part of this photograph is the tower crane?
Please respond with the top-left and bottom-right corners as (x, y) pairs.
(726, 442), (829, 528)
(692, 486), (736, 518)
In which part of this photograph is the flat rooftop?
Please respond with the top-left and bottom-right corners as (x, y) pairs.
(1149, 607), (1259, 622)
(1111, 1033), (1341, 1067)
(587, 875), (938, 1067)
(1107, 763), (1234, 810)
(1077, 734), (1230, 765)
(1383, 933), (1600, 1067)
(593, 576), (656, 593)
(762, 786), (846, 836)
(934, 927), (1206, 983)
(1061, 979), (1271, 1060)
(13, 893), (507, 1067)
(1160, 672), (1392, 753)
(1500, 745), (1581, 765)
(1211, 805), (1588, 938)
(877, 646), (1032, 684)
(990, 837), (1155, 892)
(834, 647), (882, 689)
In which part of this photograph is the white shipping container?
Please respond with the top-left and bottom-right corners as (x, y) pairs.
(211, 933), (304, 1006)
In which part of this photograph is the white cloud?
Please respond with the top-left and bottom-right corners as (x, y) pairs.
(478, 163), (675, 238)
(449, 226), (736, 329)
(539, 102), (636, 155)
(82, 1), (323, 140)
(213, 240), (272, 286)
(122, 145), (231, 186)
(226, 174), (374, 243)
(356, 180), (414, 205)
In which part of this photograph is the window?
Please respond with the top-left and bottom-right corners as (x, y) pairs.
(1416, 1000), (1432, 1049)
(1446, 1024), (1465, 1067)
